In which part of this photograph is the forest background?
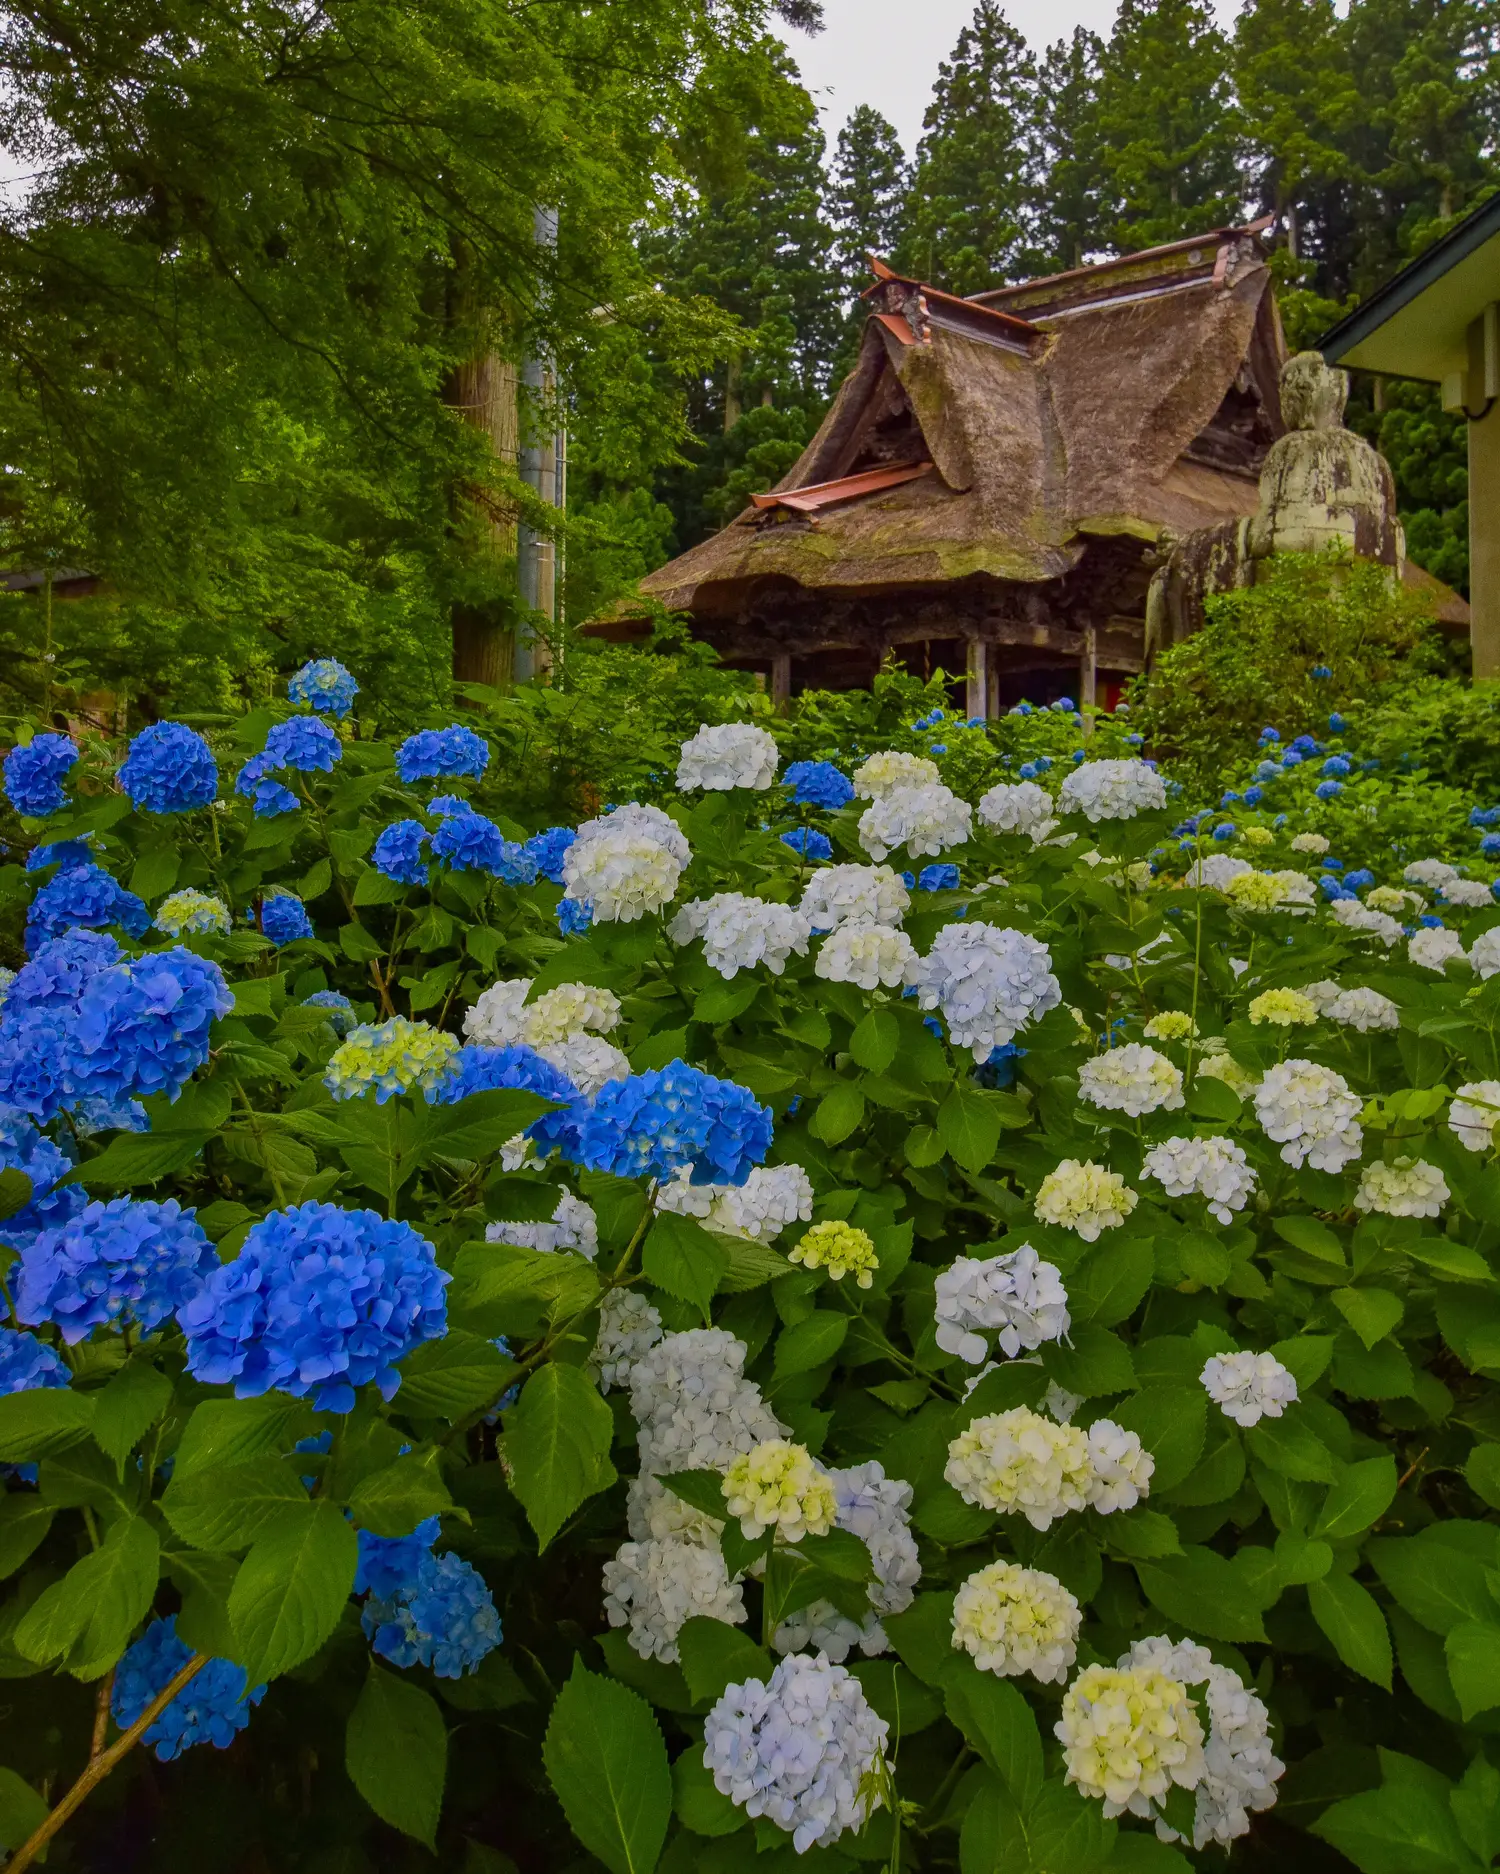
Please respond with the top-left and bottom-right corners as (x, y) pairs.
(0, 0), (1496, 730)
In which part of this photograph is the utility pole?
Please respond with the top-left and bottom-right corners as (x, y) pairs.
(516, 206), (562, 682)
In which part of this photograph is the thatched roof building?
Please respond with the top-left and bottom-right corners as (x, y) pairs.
(621, 221), (1461, 712)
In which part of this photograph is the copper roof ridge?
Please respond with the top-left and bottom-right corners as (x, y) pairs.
(965, 217), (1275, 306)
(749, 461), (934, 514)
(862, 258), (1040, 343)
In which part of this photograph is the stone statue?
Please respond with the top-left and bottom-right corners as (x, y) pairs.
(1146, 351), (1405, 651)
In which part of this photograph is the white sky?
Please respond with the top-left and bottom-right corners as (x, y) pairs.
(775, 0), (1242, 153)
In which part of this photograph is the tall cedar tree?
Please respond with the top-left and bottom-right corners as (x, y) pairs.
(1033, 28), (1108, 272)
(647, 41), (841, 549)
(899, 1), (1043, 294)
(0, 0), (821, 719)
(1091, 0), (1241, 252)
(830, 106), (909, 292)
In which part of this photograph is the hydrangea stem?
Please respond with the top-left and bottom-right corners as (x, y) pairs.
(8, 1652), (208, 1873)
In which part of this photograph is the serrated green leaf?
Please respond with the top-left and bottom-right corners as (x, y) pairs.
(938, 1082), (1001, 1173)
(672, 1746), (740, 1837)
(394, 1331), (520, 1419)
(503, 1363), (616, 1550)
(91, 1358), (172, 1469)
(1315, 1457), (1398, 1540)
(71, 1129), (213, 1187)
(0, 1766), (49, 1851)
(348, 1453), (455, 1537)
(1109, 1386), (1205, 1492)
(1309, 1574), (1392, 1689)
(772, 1308), (848, 1376)
(676, 1618), (771, 1706)
(15, 1514), (159, 1679)
(162, 1455), (308, 1552)
(642, 1212), (727, 1321)
(543, 1659), (672, 1874)
(172, 1397), (314, 1479)
(944, 1673), (1042, 1805)
(1135, 1545), (1275, 1642)
(1445, 1620), (1500, 1721)
(1332, 1287), (1404, 1350)
(346, 1662), (447, 1848)
(850, 1007), (899, 1073)
(810, 1083), (865, 1146)
(0, 1389), (94, 1463)
(229, 1499), (357, 1684)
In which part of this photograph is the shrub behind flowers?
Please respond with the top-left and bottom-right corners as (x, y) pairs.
(0, 666), (1497, 1874)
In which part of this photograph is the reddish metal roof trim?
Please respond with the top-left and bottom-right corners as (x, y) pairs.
(749, 461), (934, 515)
(862, 260), (1040, 347)
(966, 217), (1275, 307)
(873, 310), (916, 345)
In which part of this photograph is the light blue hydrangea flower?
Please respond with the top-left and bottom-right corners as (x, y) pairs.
(288, 658), (358, 719)
(178, 1201), (450, 1413)
(119, 723), (218, 813)
(3, 734), (77, 817)
(17, 1196), (216, 1343)
(395, 726), (488, 784)
(112, 1616), (266, 1761)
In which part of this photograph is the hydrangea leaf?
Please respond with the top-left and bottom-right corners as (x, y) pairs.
(90, 1358), (173, 1470)
(171, 1397), (315, 1480)
(502, 1362), (616, 1550)
(165, 1456), (327, 1553)
(393, 1333), (521, 1420)
(1314, 1456), (1399, 1540)
(543, 1659), (672, 1874)
(1444, 1620), (1500, 1721)
(1134, 1546), (1274, 1643)
(0, 1390), (95, 1464)
(71, 1129), (216, 1188)
(672, 1747), (742, 1838)
(1368, 1535), (1500, 1635)
(0, 1767), (48, 1852)
(229, 1499), (358, 1685)
(1331, 1286), (1404, 1350)
(346, 1660), (447, 1850)
(15, 1513), (159, 1679)
(937, 1083), (1002, 1173)
(944, 1674), (1042, 1805)
(1313, 1781), (1480, 1874)
(642, 1213), (728, 1322)
(676, 1619), (771, 1706)
(1309, 1574), (1393, 1690)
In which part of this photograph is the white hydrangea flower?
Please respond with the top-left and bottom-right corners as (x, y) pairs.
(1327, 985), (1400, 1031)
(815, 918), (918, 990)
(590, 1288), (663, 1393)
(1185, 854), (1251, 890)
(1290, 832), (1330, 855)
(1057, 1660), (1206, 1819)
(909, 922), (1061, 1063)
(945, 1407), (1094, 1529)
(1141, 1136), (1257, 1224)
(1299, 979), (1342, 1013)
(603, 1535), (745, 1662)
(629, 1329), (784, 1475)
(1451, 1081), (1500, 1153)
(1439, 877), (1495, 909)
(676, 722), (780, 792)
(668, 893), (812, 978)
(1058, 759), (1167, 822)
(723, 1439), (837, 1542)
(858, 783), (972, 862)
(1409, 926), (1469, 972)
(1368, 885), (1424, 914)
(463, 977), (534, 1047)
(801, 864), (910, 933)
(657, 1164), (813, 1245)
(486, 1189), (598, 1259)
(523, 983), (622, 1047)
(1254, 1060), (1363, 1171)
(536, 1032), (631, 1097)
(1078, 1044), (1185, 1117)
(1044, 1381), (1084, 1422)
(1195, 1049), (1261, 1100)
(852, 750), (940, 798)
(1471, 928), (1500, 980)
(776, 1462), (922, 1662)
(562, 812), (686, 923)
(1121, 1638), (1284, 1849)
(626, 1473), (720, 1544)
(1330, 898), (1404, 946)
(1354, 1155), (1449, 1217)
(1200, 1351), (1298, 1427)
(934, 1246), (1071, 1365)
(977, 780), (1054, 837)
(1086, 1420), (1154, 1514)
(773, 1602), (887, 1665)
(1405, 859), (1461, 889)
(1034, 1159), (1137, 1240)
(952, 1560), (1081, 1683)
(703, 1653), (889, 1854)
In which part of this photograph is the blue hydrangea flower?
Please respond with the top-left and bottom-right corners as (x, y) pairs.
(1344, 869), (1375, 891)
(0, 1111), (84, 1246)
(234, 752), (299, 817)
(557, 896), (593, 935)
(1483, 833), (1500, 859)
(1220, 792), (1241, 807)
(262, 717), (342, 774)
(355, 1516), (441, 1598)
(1315, 780), (1343, 800)
(0, 1325), (69, 1394)
(373, 820), (429, 886)
(427, 794), (472, 818)
(524, 826), (577, 884)
(1289, 735), (1321, 755)
(288, 658), (358, 719)
(25, 863), (150, 952)
(1471, 806), (1500, 829)
(1329, 712), (1348, 733)
(1282, 751), (1303, 768)
(1322, 755), (1352, 777)
(395, 726), (488, 784)
(4, 734), (78, 818)
(430, 811), (536, 881)
(430, 1046), (580, 1154)
(18, 1197), (215, 1343)
(1051, 697), (1075, 712)
(119, 723), (218, 814)
(1419, 914), (1446, 929)
(781, 828), (833, 862)
(783, 761), (854, 811)
(930, 743), (948, 755)
(1243, 787), (1264, 807)
(918, 864), (960, 890)
(1259, 727), (1280, 744)
(568, 1061), (772, 1187)
(26, 838), (92, 872)
(1213, 823), (1236, 841)
(1319, 876), (1355, 901)
(112, 1616), (266, 1762)
(976, 1042), (1025, 1091)
(180, 1201), (450, 1413)
(303, 990), (355, 1036)
(1254, 762), (1278, 782)
(362, 1549), (502, 1679)
(261, 894), (313, 945)
(1310, 664), (1332, 679)
(967, 717), (986, 729)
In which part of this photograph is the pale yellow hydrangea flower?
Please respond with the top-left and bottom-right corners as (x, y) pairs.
(1034, 1160), (1137, 1241)
(1057, 1663), (1206, 1816)
(952, 1560), (1080, 1683)
(722, 1440), (837, 1542)
(1248, 988), (1318, 1027)
(788, 1220), (879, 1288)
(1144, 1011), (1197, 1042)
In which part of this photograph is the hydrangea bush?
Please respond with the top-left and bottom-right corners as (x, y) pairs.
(0, 664), (1496, 1873)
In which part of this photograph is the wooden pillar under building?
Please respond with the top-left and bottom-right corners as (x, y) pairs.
(771, 654), (792, 711)
(1471, 401), (1500, 681)
(1078, 622), (1098, 730)
(966, 638), (989, 720)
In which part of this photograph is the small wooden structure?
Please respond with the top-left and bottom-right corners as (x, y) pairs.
(630, 223), (1295, 712)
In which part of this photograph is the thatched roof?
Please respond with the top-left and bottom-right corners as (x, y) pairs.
(640, 225), (1287, 618)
